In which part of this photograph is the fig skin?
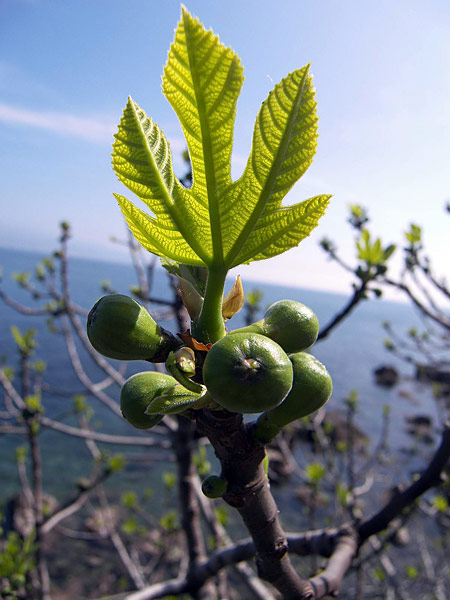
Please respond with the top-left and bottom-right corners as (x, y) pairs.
(87, 294), (178, 361)
(254, 352), (332, 442)
(203, 333), (293, 414)
(201, 475), (228, 499)
(120, 371), (176, 429)
(230, 300), (319, 353)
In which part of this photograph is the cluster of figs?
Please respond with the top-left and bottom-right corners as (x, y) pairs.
(87, 293), (332, 450)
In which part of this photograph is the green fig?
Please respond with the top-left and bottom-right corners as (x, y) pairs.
(230, 300), (319, 353)
(201, 475), (228, 499)
(203, 333), (293, 414)
(120, 371), (177, 429)
(87, 294), (179, 361)
(254, 352), (332, 442)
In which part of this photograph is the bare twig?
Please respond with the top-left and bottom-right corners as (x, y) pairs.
(41, 466), (110, 535)
(318, 281), (368, 341)
(385, 278), (450, 332)
(358, 420), (450, 544)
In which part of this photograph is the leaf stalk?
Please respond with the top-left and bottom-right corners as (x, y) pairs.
(191, 266), (227, 344)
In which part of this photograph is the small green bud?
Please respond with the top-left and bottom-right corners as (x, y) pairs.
(306, 461), (326, 484)
(107, 454), (126, 472)
(121, 491), (138, 509)
(11, 573), (26, 588)
(202, 475), (228, 499)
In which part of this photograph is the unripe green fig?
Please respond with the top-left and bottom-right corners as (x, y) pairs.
(203, 333), (293, 414)
(263, 300), (319, 352)
(87, 294), (179, 361)
(120, 371), (177, 429)
(201, 475), (228, 498)
(254, 352), (332, 441)
(230, 300), (319, 353)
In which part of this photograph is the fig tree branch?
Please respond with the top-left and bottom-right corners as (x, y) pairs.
(197, 409), (315, 599)
(358, 419), (450, 543)
(41, 465), (112, 535)
(193, 472), (277, 600)
(317, 280), (367, 341)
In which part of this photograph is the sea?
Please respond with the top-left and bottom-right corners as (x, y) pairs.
(0, 245), (441, 516)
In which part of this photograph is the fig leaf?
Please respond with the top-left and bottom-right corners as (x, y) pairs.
(112, 7), (330, 271)
(145, 383), (205, 415)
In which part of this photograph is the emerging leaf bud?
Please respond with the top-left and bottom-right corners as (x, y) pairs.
(177, 276), (204, 319)
(165, 347), (204, 393)
(222, 275), (244, 319)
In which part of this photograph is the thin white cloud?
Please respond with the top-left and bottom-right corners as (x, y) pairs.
(0, 102), (115, 143)
(0, 102), (194, 158)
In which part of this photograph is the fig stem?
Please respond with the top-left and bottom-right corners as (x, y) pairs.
(191, 266), (227, 344)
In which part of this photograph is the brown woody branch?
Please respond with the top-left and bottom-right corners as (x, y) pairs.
(193, 472), (276, 600)
(197, 409), (315, 599)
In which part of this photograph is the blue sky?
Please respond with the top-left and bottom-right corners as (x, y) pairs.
(1, 0), (449, 294)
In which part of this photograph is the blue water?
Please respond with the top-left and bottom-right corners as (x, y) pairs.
(0, 246), (439, 503)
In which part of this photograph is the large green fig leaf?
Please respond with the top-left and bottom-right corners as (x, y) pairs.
(223, 66), (330, 266)
(112, 7), (330, 270)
